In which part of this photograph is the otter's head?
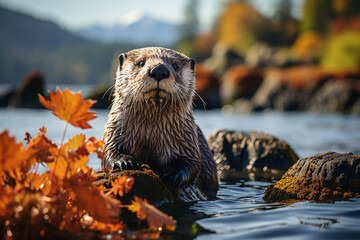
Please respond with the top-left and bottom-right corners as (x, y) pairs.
(115, 47), (196, 108)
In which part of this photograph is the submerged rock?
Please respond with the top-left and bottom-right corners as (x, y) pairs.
(264, 151), (360, 202)
(207, 129), (299, 180)
(94, 166), (206, 206)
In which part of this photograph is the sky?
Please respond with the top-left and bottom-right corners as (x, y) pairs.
(0, 0), (303, 31)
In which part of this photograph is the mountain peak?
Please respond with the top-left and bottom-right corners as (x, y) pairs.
(121, 10), (146, 26)
(76, 11), (179, 46)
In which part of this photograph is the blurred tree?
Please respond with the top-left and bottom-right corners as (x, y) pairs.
(217, 0), (265, 54)
(301, 0), (332, 33)
(271, 0), (299, 46)
(321, 32), (360, 71)
(177, 0), (199, 57)
(274, 0), (293, 23)
(333, 0), (360, 18)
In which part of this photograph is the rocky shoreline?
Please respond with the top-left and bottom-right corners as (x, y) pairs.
(95, 131), (359, 204)
(2, 64), (360, 114)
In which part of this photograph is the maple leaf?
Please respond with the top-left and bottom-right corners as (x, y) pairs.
(0, 130), (33, 172)
(128, 196), (176, 231)
(38, 88), (97, 129)
(109, 176), (134, 197)
(47, 154), (88, 180)
(28, 127), (58, 163)
(71, 173), (121, 223)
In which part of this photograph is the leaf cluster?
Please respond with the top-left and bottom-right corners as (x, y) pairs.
(0, 88), (176, 239)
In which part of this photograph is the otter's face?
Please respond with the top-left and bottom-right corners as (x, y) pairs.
(116, 47), (195, 106)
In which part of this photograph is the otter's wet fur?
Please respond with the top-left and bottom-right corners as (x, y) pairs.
(102, 47), (218, 197)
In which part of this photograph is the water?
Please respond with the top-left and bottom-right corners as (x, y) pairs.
(1, 109), (360, 239)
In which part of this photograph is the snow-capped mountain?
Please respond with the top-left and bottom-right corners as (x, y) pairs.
(76, 11), (180, 46)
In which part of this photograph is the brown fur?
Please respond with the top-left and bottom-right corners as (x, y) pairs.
(102, 47), (218, 197)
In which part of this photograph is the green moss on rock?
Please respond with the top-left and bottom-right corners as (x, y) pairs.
(264, 151), (360, 202)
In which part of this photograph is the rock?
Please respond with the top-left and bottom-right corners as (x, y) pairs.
(207, 129), (298, 180)
(94, 166), (206, 206)
(232, 66), (360, 113)
(245, 42), (275, 67)
(264, 151), (360, 202)
(203, 43), (244, 77)
(8, 70), (45, 108)
(308, 78), (359, 113)
(85, 84), (113, 109)
(220, 65), (263, 104)
(193, 64), (221, 109)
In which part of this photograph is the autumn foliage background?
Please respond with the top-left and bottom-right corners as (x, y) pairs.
(0, 88), (175, 239)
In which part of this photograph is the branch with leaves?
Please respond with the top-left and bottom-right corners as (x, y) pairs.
(0, 88), (176, 239)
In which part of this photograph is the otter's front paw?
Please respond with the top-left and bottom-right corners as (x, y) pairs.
(112, 155), (141, 171)
(162, 167), (191, 187)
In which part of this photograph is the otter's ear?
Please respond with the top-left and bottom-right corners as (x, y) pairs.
(118, 53), (127, 71)
(189, 58), (195, 70)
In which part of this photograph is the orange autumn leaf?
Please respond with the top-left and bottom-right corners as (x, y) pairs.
(71, 176), (121, 223)
(85, 137), (104, 159)
(28, 127), (58, 163)
(110, 176), (134, 197)
(47, 154), (88, 180)
(0, 130), (33, 172)
(89, 221), (125, 234)
(38, 88), (97, 129)
(128, 196), (176, 231)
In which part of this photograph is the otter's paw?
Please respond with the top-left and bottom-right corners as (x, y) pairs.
(162, 167), (191, 187)
(112, 155), (141, 171)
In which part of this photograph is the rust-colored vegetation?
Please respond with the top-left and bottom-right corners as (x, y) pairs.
(0, 88), (176, 239)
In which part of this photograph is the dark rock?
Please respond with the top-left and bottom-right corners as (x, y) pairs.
(0, 87), (15, 108)
(203, 43), (244, 77)
(264, 151), (360, 202)
(193, 64), (221, 109)
(85, 85), (113, 109)
(94, 166), (206, 206)
(220, 65), (263, 104)
(8, 70), (45, 108)
(207, 129), (298, 180)
(232, 66), (360, 114)
(308, 78), (360, 113)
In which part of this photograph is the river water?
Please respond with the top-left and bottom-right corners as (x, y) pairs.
(1, 109), (360, 239)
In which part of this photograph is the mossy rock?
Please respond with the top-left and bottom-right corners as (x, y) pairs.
(264, 151), (360, 202)
(94, 166), (206, 206)
(207, 129), (299, 180)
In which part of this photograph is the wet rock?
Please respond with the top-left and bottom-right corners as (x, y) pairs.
(207, 129), (298, 180)
(94, 166), (206, 206)
(264, 151), (360, 202)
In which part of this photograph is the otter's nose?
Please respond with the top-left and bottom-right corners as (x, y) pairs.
(149, 65), (169, 81)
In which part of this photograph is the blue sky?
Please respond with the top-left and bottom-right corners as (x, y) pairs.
(0, 0), (303, 31)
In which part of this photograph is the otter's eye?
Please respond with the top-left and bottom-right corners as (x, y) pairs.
(137, 60), (145, 67)
(172, 62), (179, 71)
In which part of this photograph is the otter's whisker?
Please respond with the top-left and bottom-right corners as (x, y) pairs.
(194, 91), (207, 111)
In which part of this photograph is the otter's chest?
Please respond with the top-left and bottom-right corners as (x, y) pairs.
(120, 109), (196, 166)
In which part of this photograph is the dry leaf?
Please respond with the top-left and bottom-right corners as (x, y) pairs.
(39, 88), (97, 129)
(128, 196), (176, 231)
(71, 174), (122, 222)
(110, 176), (134, 197)
(0, 130), (33, 172)
(28, 127), (57, 163)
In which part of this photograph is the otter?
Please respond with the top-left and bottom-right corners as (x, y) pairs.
(102, 47), (218, 197)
